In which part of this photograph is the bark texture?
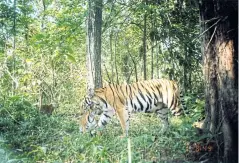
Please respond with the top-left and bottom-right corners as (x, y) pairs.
(199, 0), (238, 162)
(86, 0), (103, 91)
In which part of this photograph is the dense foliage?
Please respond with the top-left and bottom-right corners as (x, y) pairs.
(0, 95), (206, 162)
(0, 0), (206, 162)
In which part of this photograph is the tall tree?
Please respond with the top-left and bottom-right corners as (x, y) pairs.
(199, 1), (238, 162)
(86, 0), (103, 91)
(12, 0), (17, 95)
(142, 3), (147, 80)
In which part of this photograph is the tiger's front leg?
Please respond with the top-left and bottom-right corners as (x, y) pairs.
(156, 106), (169, 134)
(116, 107), (130, 137)
(97, 109), (115, 133)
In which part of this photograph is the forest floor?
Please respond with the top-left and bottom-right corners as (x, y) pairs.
(0, 103), (209, 163)
(0, 114), (207, 163)
(0, 136), (21, 163)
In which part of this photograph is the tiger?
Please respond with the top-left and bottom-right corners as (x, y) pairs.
(80, 78), (186, 137)
(79, 111), (98, 134)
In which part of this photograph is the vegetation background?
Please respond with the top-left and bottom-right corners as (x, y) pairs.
(0, 0), (237, 162)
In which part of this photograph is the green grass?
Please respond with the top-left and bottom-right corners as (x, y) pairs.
(0, 108), (199, 163)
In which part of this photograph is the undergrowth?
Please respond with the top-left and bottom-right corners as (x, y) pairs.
(0, 95), (204, 163)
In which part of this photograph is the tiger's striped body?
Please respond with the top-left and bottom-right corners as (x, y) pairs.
(80, 79), (185, 136)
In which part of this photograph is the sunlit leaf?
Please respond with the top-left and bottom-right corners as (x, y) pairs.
(66, 54), (76, 63)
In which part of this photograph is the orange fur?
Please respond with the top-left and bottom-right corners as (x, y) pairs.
(81, 79), (184, 136)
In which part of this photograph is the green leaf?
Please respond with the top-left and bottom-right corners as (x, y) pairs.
(6, 159), (21, 163)
(34, 34), (45, 40)
(65, 54), (76, 63)
(9, 96), (21, 102)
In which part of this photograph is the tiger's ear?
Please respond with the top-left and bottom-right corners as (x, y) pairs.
(87, 87), (95, 98)
(85, 96), (93, 104)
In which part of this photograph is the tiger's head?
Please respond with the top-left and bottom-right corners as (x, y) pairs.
(79, 94), (103, 135)
(83, 87), (107, 113)
(82, 95), (103, 113)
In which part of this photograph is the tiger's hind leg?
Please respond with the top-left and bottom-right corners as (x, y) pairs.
(156, 106), (169, 134)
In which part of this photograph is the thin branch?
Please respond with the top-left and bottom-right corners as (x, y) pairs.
(205, 25), (217, 52)
(102, 5), (128, 34)
(103, 64), (112, 83)
(126, 45), (138, 82)
(192, 18), (221, 42)
(3, 65), (19, 88)
(126, 68), (133, 83)
(166, 13), (172, 27)
(202, 17), (220, 24)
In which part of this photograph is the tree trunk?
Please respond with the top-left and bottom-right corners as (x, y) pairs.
(114, 32), (119, 84)
(12, 0), (17, 95)
(151, 41), (154, 79)
(127, 46), (138, 82)
(122, 55), (130, 83)
(41, 0), (46, 30)
(110, 31), (114, 83)
(199, 1), (238, 162)
(183, 46), (188, 93)
(142, 10), (147, 80)
(150, 12), (155, 80)
(156, 41), (159, 78)
(86, 0), (103, 91)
